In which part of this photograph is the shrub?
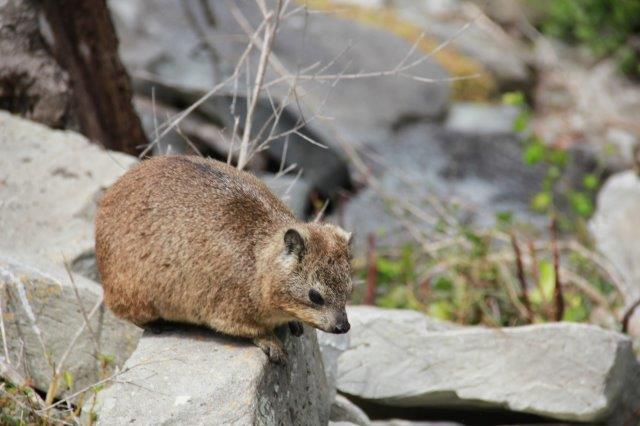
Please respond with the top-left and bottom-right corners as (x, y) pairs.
(537, 0), (640, 77)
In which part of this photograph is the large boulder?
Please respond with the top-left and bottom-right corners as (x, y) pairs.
(0, 112), (142, 396)
(108, 0), (450, 194)
(336, 306), (640, 423)
(391, 0), (532, 90)
(92, 324), (330, 425)
(0, 110), (137, 271)
(0, 256), (141, 397)
(590, 170), (640, 305)
(342, 123), (546, 253)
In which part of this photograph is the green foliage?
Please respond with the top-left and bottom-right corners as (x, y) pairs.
(354, 218), (621, 327)
(351, 92), (622, 327)
(537, 0), (640, 77)
(503, 91), (601, 223)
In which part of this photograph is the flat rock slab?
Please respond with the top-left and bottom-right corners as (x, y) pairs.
(93, 324), (330, 425)
(0, 255), (141, 397)
(337, 306), (640, 423)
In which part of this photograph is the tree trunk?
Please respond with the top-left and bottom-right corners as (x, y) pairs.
(0, 0), (72, 128)
(41, 0), (146, 155)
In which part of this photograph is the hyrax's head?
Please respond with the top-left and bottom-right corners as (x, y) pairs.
(270, 222), (353, 334)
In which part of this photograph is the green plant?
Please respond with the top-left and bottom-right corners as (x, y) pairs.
(503, 91), (602, 234)
(536, 0), (640, 77)
(352, 95), (623, 326)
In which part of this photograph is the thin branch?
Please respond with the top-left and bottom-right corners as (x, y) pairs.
(63, 256), (100, 353)
(237, 2), (283, 170)
(510, 233), (533, 323)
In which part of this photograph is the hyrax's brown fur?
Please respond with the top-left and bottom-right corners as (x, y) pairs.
(95, 155), (352, 363)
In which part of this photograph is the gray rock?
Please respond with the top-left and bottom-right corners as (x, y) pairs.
(92, 324), (330, 425)
(336, 306), (640, 423)
(108, 0), (450, 194)
(445, 102), (519, 134)
(392, 0), (531, 90)
(0, 111), (142, 396)
(342, 124), (546, 253)
(317, 330), (351, 403)
(372, 422), (463, 426)
(0, 255), (141, 397)
(0, 110), (137, 272)
(262, 174), (312, 219)
(331, 394), (371, 426)
(590, 171), (640, 305)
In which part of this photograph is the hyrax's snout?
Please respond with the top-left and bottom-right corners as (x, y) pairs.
(330, 310), (350, 334)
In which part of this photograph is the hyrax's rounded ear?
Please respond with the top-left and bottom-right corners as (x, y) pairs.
(284, 229), (305, 258)
(335, 226), (353, 245)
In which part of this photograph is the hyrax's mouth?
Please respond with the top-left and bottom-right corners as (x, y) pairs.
(327, 320), (350, 334)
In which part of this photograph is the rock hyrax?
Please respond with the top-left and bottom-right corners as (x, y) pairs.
(95, 155), (352, 363)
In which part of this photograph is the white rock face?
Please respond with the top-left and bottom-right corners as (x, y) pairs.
(92, 325), (330, 425)
(445, 102), (519, 134)
(337, 306), (640, 423)
(590, 170), (640, 305)
(0, 111), (137, 271)
(330, 394), (371, 426)
(0, 256), (142, 397)
(317, 329), (350, 404)
(0, 112), (141, 396)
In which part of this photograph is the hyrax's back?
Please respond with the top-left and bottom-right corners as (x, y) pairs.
(95, 155), (295, 328)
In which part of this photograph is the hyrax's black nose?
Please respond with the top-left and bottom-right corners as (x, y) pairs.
(332, 321), (350, 334)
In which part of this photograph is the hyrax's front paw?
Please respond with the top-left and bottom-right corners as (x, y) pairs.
(254, 335), (287, 365)
(288, 321), (304, 337)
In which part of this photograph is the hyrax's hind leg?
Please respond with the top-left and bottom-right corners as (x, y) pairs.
(103, 284), (159, 329)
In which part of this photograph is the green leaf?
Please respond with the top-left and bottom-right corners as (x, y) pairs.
(495, 211), (513, 226)
(377, 286), (420, 310)
(523, 142), (545, 165)
(502, 91), (525, 106)
(547, 149), (569, 167)
(563, 294), (588, 322)
(583, 173), (599, 190)
(531, 191), (552, 212)
(63, 371), (74, 389)
(433, 276), (454, 293)
(427, 300), (454, 321)
(513, 113), (529, 133)
(376, 258), (402, 282)
(569, 192), (594, 217)
(538, 260), (556, 301)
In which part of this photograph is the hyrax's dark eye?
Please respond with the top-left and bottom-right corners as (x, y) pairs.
(309, 289), (325, 306)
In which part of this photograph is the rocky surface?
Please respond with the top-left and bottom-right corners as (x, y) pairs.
(590, 170), (640, 306)
(262, 174), (312, 220)
(336, 306), (640, 423)
(342, 123), (546, 252)
(0, 110), (136, 271)
(445, 102), (519, 134)
(0, 111), (142, 396)
(330, 394), (371, 426)
(336, 0), (531, 90)
(92, 324), (330, 425)
(0, 255), (141, 397)
(317, 330), (350, 405)
(108, 0), (449, 195)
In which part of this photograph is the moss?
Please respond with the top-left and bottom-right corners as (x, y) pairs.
(299, 0), (496, 100)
